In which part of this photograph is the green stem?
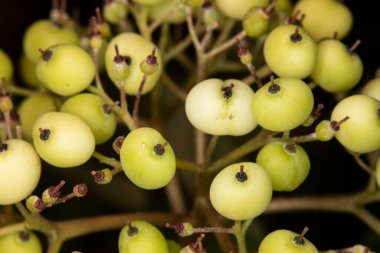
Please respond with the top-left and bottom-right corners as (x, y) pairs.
(233, 220), (247, 253)
(92, 151), (121, 168)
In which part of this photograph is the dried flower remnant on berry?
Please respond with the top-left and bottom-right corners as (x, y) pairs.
(235, 165), (248, 182)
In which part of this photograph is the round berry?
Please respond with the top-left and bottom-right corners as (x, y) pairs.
(32, 112), (96, 168)
(0, 49), (13, 83)
(330, 94), (380, 153)
(119, 221), (169, 253)
(36, 44), (96, 96)
(120, 127), (176, 190)
(215, 0), (269, 20)
(60, 93), (117, 145)
(0, 139), (41, 205)
(185, 78), (257, 136)
(209, 162), (272, 220)
(0, 231), (43, 253)
(361, 77), (380, 101)
(251, 77), (314, 132)
(256, 141), (310, 191)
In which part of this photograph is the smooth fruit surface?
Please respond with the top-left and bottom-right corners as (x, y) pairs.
(251, 77), (314, 132)
(263, 24), (317, 79)
(256, 142), (310, 191)
(0, 48), (13, 83)
(19, 54), (41, 88)
(215, 0), (269, 20)
(292, 0), (352, 41)
(23, 19), (79, 63)
(32, 112), (95, 168)
(105, 32), (162, 95)
(185, 78), (257, 136)
(0, 231), (43, 253)
(119, 220), (169, 253)
(120, 127), (176, 190)
(258, 229), (318, 253)
(148, 0), (185, 24)
(36, 44), (95, 96)
(18, 94), (60, 141)
(209, 162), (272, 220)
(331, 94), (380, 153)
(0, 139), (41, 205)
(60, 93), (117, 144)
(361, 77), (380, 101)
(311, 39), (363, 93)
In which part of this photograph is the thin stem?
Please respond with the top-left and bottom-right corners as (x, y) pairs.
(192, 226), (234, 234)
(185, 6), (202, 52)
(245, 63), (262, 88)
(149, 5), (180, 32)
(164, 35), (193, 63)
(0, 222), (25, 237)
(232, 221), (247, 253)
(176, 158), (201, 173)
(3, 112), (13, 139)
(161, 72), (187, 103)
(205, 135), (219, 165)
(352, 153), (375, 176)
(205, 30), (247, 60)
(8, 84), (38, 96)
(92, 151), (121, 168)
(165, 177), (187, 214)
(213, 19), (236, 47)
(242, 65), (272, 85)
(133, 74), (148, 128)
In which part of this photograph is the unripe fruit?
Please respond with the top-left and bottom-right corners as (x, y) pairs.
(119, 221), (169, 253)
(361, 77), (380, 101)
(292, 0), (352, 41)
(311, 39), (363, 93)
(376, 156), (380, 189)
(166, 239), (182, 253)
(263, 24), (317, 79)
(103, 0), (128, 24)
(148, 0), (186, 24)
(215, 0), (269, 20)
(105, 33), (162, 95)
(251, 77), (314, 132)
(0, 231), (43, 253)
(185, 78), (257, 136)
(133, 0), (164, 5)
(19, 55), (41, 88)
(209, 162), (272, 220)
(243, 7), (270, 38)
(17, 94), (60, 141)
(60, 93), (117, 144)
(120, 127), (176, 190)
(258, 229), (318, 253)
(256, 142), (310, 191)
(0, 49), (13, 83)
(0, 139), (41, 205)
(36, 44), (96, 96)
(331, 94), (380, 153)
(32, 112), (96, 168)
(23, 19), (79, 63)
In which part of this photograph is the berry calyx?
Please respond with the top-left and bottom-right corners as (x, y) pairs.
(26, 195), (46, 213)
(38, 48), (53, 62)
(153, 141), (168, 156)
(235, 165), (248, 182)
(42, 180), (66, 205)
(39, 128), (51, 141)
(140, 47), (159, 75)
(221, 83), (235, 99)
(290, 26), (302, 42)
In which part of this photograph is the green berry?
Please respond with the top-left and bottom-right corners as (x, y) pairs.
(0, 49), (14, 83)
(243, 7), (269, 38)
(215, 0), (269, 20)
(0, 231), (43, 253)
(120, 127), (176, 190)
(209, 162), (272, 220)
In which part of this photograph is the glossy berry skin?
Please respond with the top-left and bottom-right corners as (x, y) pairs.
(331, 94), (380, 154)
(215, 0), (269, 20)
(209, 162), (272, 221)
(292, 0), (352, 41)
(120, 127), (176, 190)
(185, 78), (257, 136)
(147, 0), (186, 24)
(258, 229), (318, 253)
(105, 32), (162, 95)
(0, 49), (13, 83)
(243, 8), (269, 38)
(263, 24), (317, 79)
(256, 141), (310, 191)
(32, 112), (96, 168)
(119, 220), (169, 253)
(60, 93), (117, 145)
(23, 19), (79, 63)
(0, 231), (43, 253)
(18, 94), (60, 141)
(251, 77), (314, 132)
(361, 77), (380, 101)
(311, 39), (363, 93)
(36, 44), (96, 96)
(0, 139), (41, 205)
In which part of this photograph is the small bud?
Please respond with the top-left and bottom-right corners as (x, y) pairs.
(236, 40), (252, 65)
(315, 120), (335, 141)
(42, 180), (65, 205)
(113, 136), (125, 154)
(26, 195), (46, 213)
(140, 48), (159, 75)
(90, 33), (103, 51)
(0, 96), (13, 113)
(91, 169), (113, 184)
(166, 222), (194, 237)
(202, 2), (219, 26)
(73, 184), (88, 197)
(113, 44), (130, 81)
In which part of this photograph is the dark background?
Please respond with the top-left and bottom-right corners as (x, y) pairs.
(0, 1), (380, 253)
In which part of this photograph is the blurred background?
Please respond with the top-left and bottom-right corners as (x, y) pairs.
(0, 0), (379, 252)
